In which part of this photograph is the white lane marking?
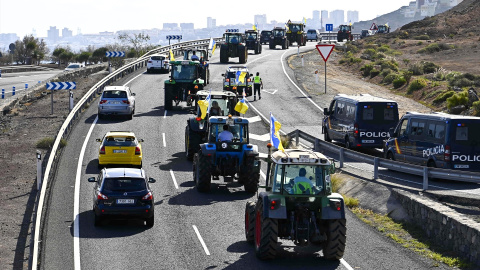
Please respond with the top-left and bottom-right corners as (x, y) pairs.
(124, 73), (143, 86)
(162, 133), (166, 147)
(164, 110), (167, 118)
(249, 133), (270, 142)
(74, 116), (98, 270)
(260, 170), (266, 180)
(262, 89), (278, 95)
(72, 72), (144, 270)
(280, 48), (323, 112)
(245, 54), (271, 65)
(246, 101), (287, 136)
(246, 116), (261, 123)
(169, 169), (179, 189)
(192, 225), (211, 255)
(340, 258), (355, 270)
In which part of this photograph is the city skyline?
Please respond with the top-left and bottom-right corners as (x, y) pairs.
(0, 0), (414, 38)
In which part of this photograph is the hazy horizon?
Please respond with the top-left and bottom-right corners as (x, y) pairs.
(0, 0), (413, 38)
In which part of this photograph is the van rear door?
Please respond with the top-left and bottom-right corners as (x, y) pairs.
(449, 120), (480, 171)
(356, 102), (399, 148)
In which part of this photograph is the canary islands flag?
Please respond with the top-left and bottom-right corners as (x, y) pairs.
(252, 24), (256, 31)
(169, 49), (175, 61)
(270, 113), (284, 152)
(208, 37), (217, 55)
(234, 89), (248, 114)
(235, 71), (247, 84)
(197, 90), (211, 119)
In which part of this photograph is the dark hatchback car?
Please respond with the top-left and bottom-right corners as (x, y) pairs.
(88, 168), (156, 227)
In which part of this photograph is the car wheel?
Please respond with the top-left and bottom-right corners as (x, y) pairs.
(146, 215), (154, 227)
(345, 137), (352, 149)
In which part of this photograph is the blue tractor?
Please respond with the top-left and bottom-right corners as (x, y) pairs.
(193, 115), (260, 193)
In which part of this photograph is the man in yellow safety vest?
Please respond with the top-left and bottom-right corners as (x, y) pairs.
(253, 72), (263, 101)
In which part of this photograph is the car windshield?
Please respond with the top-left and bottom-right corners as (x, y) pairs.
(209, 123), (248, 143)
(103, 136), (138, 147)
(273, 29), (284, 36)
(272, 164), (326, 195)
(151, 56), (165, 61)
(67, 64), (79, 68)
(172, 64), (197, 80)
(103, 177), (146, 192)
(102, 90), (127, 99)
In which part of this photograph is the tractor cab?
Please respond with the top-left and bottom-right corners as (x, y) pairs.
(207, 116), (249, 145)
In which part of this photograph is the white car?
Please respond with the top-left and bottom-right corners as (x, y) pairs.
(97, 86), (136, 120)
(147, 54), (169, 74)
(64, 63), (84, 71)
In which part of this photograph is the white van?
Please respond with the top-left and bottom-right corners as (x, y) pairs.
(306, 29), (320, 42)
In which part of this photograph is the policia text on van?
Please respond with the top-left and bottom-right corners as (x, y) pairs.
(322, 94), (399, 149)
(384, 112), (480, 171)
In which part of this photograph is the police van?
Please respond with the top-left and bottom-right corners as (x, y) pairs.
(384, 112), (480, 171)
(322, 94), (399, 149)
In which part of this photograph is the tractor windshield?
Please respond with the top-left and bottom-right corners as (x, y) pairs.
(184, 50), (206, 60)
(273, 29), (285, 37)
(209, 123), (248, 143)
(226, 34), (243, 44)
(196, 98), (230, 117)
(289, 24), (301, 32)
(172, 64), (197, 80)
(246, 33), (257, 40)
(339, 25), (351, 32)
(272, 164), (327, 195)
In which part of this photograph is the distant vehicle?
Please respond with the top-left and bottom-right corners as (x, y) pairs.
(147, 54), (169, 74)
(360, 30), (374, 39)
(337, 25), (353, 42)
(377, 24), (391, 34)
(97, 86), (136, 120)
(322, 94), (399, 149)
(269, 27), (289, 50)
(260, 30), (272, 45)
(64, 63), (84, 71)
(222, 66), (253, 96)
(384, 112), (480, 171)
(306, 29), (320, 42)
(286, 21), (307, 46)
(220, 29), (248, 64)
(96, 131), (144, 168)
(244, 30), (262, 55)
(88, 167), (156, 227)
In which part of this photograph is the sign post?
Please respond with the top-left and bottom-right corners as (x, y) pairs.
(105, 51), (125, 74)
(326, 24), (333, 41)
(46, 82), (77, 114)
(316, 44), (335, 94)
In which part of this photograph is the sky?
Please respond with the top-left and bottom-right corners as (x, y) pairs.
(0, 0), (414, 37)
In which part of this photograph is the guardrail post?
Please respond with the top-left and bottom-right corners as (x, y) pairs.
(36, 150), (42, 190)
(373, 157), (379, 180)
(295, 130), (299, 147)
(339, 148), (344, 168)
(314, 139), (320, 152)
(423, 167), (429, 191)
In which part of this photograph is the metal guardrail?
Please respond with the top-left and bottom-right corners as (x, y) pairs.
(319, 32), (361, 41)
(287, 129), (480, 189)
(30, 37), (222, 270)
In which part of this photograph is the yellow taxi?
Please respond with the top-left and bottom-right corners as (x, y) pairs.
(97, 131), (143, 168)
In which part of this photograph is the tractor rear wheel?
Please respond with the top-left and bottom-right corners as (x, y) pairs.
(164, 86), (173, 111)
(239, 46), (247, 64)
(245, 201), (256, 243)
(269, 41), (274, 49)
(281, 40), (286, 50)
(254, 199), (278, 260)
(323, 219), (347, 260)
(185, 126), (201, 161)
(240, 157), (259, 193)
(193, 151), (212, 192)
(220, 46), (228, 63)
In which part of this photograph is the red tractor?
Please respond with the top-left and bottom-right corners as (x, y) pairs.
(337, 25), (353, 42)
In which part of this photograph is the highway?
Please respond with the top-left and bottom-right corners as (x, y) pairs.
(39, 43), (454, 270)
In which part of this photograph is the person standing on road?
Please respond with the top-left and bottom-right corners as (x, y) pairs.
(253, 72), (263, 101)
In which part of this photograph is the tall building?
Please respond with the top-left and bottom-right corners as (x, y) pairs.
(347, 10), (359, 24)
(47, 26), (59, 42)
(180, 23), (194, 30)
(62, 27), (73, 38)
(163, 23), (178, 30)
(321, 10), (329, 28)
(207, 17), (216, 29)
(0, 33), (19, 44)
(330, 10), (345, 27)
(254, 14), (267, 29)
(312, 10), (320, 28)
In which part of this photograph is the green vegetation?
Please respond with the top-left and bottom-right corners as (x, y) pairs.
(36, 137), (67, 149)
(473, 101), (480, 116)
(446, 91), (469, 110)
(361, 64), (374, 77)
(375, 59), (399, 72)
(393, 77), (407, 88)
(413, 35), (430, 40)
(417, 43), (453, 54)
(407, 78), (428, 94)
(383, 73), (399, 84)
(370, 68), (380, 78)
(433, 90), (455, 104)
(350, 208), (470, 268)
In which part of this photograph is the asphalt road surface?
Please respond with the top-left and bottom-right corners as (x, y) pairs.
(39, 43), (454, 270)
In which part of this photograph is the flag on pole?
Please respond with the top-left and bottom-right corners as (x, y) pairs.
(235, 71), (247, 84)
(197, 90), (211, 119)
(252, 24), (257, 31)
(169, 49), (175, 61)
(208, 37), (216, 55)
(303, 17), (307, 24)
(234, 89), (249, 114)
(270, 113), (284, 152)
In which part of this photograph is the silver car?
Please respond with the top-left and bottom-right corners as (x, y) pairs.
(98, 86), (135, 120)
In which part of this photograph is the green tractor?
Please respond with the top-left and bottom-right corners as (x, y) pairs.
(269, 27), (289, 50)
(183, 47), (210, 85)
(244, 30), (262, 55)
(164, 60), (204, 111)
(220, 29), (248, 64)
(245, 148), (346, 260)
(193, 115), (260, 193)
(286, 21), (307, 46)
(185, 90), (239, 161)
